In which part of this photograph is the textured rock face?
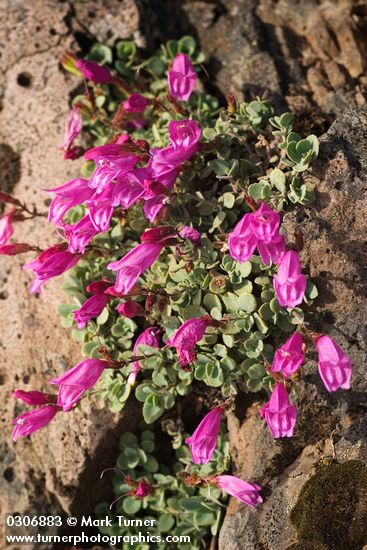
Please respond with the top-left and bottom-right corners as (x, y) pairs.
(0, 0), (141, 539)
(219, 109), (367, 550)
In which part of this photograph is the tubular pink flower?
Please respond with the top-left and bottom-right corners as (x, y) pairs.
(0, 213), (14, 245)
(73, 293), (110, 329)
(117, 301), (144, 318)
(186, 406), (223, 464)
(271, 332), (304, 378)
(87, 184), (114, 232)
(260, 383), (297, 438)
(60, 106), (83, 152)
(128, 327), (161, 386)
(250, 203), (281, 242)
(65, 215), (99, 254)
(167, 317), (211, 367)
(257, 234), (286, 266)
(0, 243), (33, 256)
(50, 358), (108, 411)
(86, 279), (113, 294)
(228, 213), (258, 263)
(23, 244), (80, 294)
(13, 390), (56, 406)
(315, 335), (352, 392)
(107, 242), (164, 295)
(149, 119), (201, 185)
(214, 475), (263, 508)
(75, 59), (113, 84)
(168, 53), (197, 101)
(12, 405), (58, 441)
(123, 93), (149, 113)
(88, 154), (139, 194)
(273, 250), (306, 308)
(46, 178), (93, 226)
(179, 226), (202, 246)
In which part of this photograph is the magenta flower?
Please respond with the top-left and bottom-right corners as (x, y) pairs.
(168, 53), (196, 101)
(186, 406), (223, 464)
(251, 203), (281, 242)
(228, 213), (258, 263)
(167, 317), (211, 367)
(12, 405), (58, 441)
(13, 390), (56, 406)
(149, 119), (201, 186)
(128, 327), (161, 386)
(65, 215), (99, 254)
(135, 480), (154, 498)
(60, 106), (83, 154)
(88, 153), (139, 195)
(273, 250), (307, 308)
(75, 59), (113, 84)
(214, 475), (263, 508)
(117, 301), (144, 318)
(0, 243), (34, 255)
(271, 332), (304, 378)
(50, 358), (109, 411)
(229, 203), (285, 266)
(46, 178), (93, 226)
(23, 244), (80, 293)
(108, 242), (164, 295)
(0, 212), (14, 245)
(315, 335), (352, 392)
(179, 226), (202, 246)
(87, 184), (114, 232)
(86, 279), (113, 294)
(123, 93), (149, 113)
(260, 383), (297, 438)
(73, 293), (110, 329)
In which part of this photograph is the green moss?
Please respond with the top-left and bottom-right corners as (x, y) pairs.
(291, 460), (367, 550)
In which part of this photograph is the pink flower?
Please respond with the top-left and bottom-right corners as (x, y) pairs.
(228, 213), (258, 263)
(168, 53), (196, 101)
(179, 226), (202, 246)
(73, 293), (110, 329)
(273, 250), (307, 308)
(12, 405), (58, 441)
(75, 59), (113, 84)
(65, 215), (99, 254)
(87, 184), (114, 232)
(135, 480), (154, 498)
(186, 406), (223, 464)
(117, 301), (144, 318)
(60, 106), (83, 153)
(149, 119), (201, 186)
(260, 383), (297, 438)
(13, 390), (56, 406)
(123, 93), (149, 113)
(315, 335), (352, 392)
(88, 153), (139, 195)
(23, 244), (80, 293)
(0, 213), (14, 245)
(167, 317), (211, 366)
(107, 242), (164, 295)
(251, 203), (281, 242)
(86, 279), (113, 294)
(50, 358), (108, 411)
(46, 178), (94, 226)
(128, 327), (161, 386)
(214, 475), (263, 508)
(271, 332), (304, 378)
(229, 203), (285, 266)
(0, 243), (33, 255)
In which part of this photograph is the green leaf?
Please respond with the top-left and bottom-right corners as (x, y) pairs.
(122, 497), (142, 515)
(270, 168), (286, 194)
(158, 513), (175, 533)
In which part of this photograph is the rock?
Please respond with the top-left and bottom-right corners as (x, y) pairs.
(219, 108), (367, 549)
(0, 0), (141, 544)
